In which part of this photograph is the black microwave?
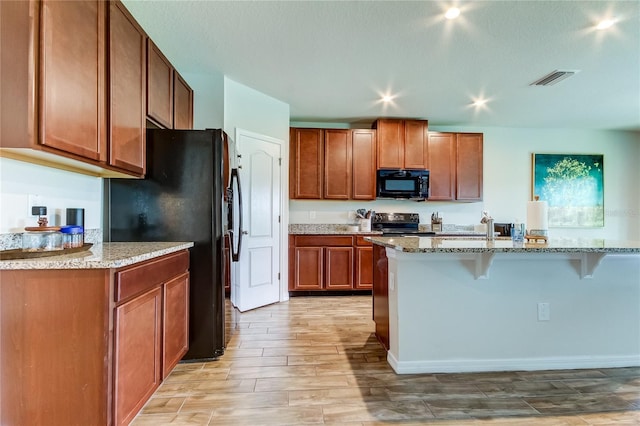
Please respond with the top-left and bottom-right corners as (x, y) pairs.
(376, 169), (429, 200)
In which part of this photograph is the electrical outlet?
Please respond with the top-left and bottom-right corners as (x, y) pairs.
(309, 211), (316, 220)
(27, 194), (43, 216)
(537, 302), (550, 321)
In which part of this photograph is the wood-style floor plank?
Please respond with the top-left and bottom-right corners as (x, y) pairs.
(132, 296), (640, 425)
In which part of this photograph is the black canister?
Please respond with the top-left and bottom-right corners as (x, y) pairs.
(66, 208), (85, 228)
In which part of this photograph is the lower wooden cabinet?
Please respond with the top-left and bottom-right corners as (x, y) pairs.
(0, 249), (190, 426)
(372, 243), (389, 350)
(289, 235), (372, 292)
(114, 286), (163, 426)
(355, 236), (373, 289)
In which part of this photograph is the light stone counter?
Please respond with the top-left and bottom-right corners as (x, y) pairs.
(368, 236), (640, 254)
(0, 241), (194, 270)
(289, 223), (382, 235)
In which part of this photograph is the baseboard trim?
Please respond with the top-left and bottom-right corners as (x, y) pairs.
(386, 352), (640, 374)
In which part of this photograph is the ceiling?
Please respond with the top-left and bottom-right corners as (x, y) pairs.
(122, 0), (640, 131)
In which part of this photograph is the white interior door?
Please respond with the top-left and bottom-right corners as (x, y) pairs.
(233, 129), (282, 312)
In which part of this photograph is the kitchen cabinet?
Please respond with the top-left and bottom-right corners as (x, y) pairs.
(351, 129), (377, 200)
(109, 0), (146, 175)
(173, 72), (194, 129)
(289, 235), (373, 292)
(426, 132), (456, 200)
(290, 127), (376, 200)
(0, 0), (190, 178)
(354, 236), (373, 289)
(147, 39), (174, 129)
(290, 128), (324, 199)
(114, 286), (162, 426)
(40, 0), (106, 161)
(427, 132), (483, 201)
(456, 133), (484, 201)
(0, 249), (190, 426)
(324, 129), (352, 199)
(374, 119), (428, 170)
(372, 243), (389, 350)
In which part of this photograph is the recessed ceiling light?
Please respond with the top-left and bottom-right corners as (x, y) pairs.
(381, 95), (394, 103)
(472, 98), (488, 107)
(596, 18), (616, 30)
(445, 7), (460, 20)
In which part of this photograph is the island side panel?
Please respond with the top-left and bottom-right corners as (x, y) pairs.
(387, 250), (640, 374)
(1, 269), (112, 425)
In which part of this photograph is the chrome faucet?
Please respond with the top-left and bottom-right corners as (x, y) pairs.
(480, 211), (495, 241)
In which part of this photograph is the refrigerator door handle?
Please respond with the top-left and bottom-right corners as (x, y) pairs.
(230, 168), (243, 262)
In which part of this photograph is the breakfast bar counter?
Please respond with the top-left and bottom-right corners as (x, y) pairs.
(368, 236), (640, 375)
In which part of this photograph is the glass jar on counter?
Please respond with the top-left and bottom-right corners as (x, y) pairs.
(60, 225), (84, 248)
(22, 230), (63, 252)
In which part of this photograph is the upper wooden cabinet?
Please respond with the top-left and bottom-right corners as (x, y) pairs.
(324, 129), (352, 199)
(290, 127), (376, 200)
(374, 119), (428, 169)
(40, 0), (106, 161)
(109, 0), (146, 175)
(290, 128), (324, 199)
(426, 132), (456, 200)
(351, 129), (377, 200)
(456, 133), (483, 201)
(427, 132), (483, 201)
(173, 72), (194, 130)
(147, 40), (174, 129)
(0, 0), (195, 177)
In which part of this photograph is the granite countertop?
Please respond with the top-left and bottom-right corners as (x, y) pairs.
(367, 236), (640, 254)
(289, 224), (382, 235)
(0, 242), (194, 270)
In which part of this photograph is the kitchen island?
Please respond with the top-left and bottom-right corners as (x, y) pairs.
(1, 242), (193, 426)
(369, 236), (640, 374)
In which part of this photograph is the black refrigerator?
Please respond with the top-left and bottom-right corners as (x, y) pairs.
(105, 129), (227, 361)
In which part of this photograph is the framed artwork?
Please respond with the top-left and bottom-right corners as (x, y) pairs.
(532, 153), (604, 227)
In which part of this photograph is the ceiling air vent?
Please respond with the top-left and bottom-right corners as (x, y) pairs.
(530, 70), (579, 86)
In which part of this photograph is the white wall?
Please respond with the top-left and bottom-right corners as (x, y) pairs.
(0, 158), (102, 233)
(222, 77), (291, 302)
(182, 71), (224, 130)
(289, 126), (640, 240)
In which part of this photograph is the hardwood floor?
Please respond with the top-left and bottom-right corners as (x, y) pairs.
(132, 296), (640, 425)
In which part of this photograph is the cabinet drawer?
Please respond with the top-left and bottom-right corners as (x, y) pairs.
(293, 235), (354, 247)
(355, 236), (373, 246)
(115, 250), (189, 303)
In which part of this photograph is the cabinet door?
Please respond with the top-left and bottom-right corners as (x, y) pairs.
(426, 132), (456, 200)
(290, 128), (323, 199)
(324, 129), (352, 199)
(147, 40), (173, 128)
(163, 272), (189, 379)
(403, 120), (428, 169)
(372, 244), (389, 350)
(375, 119), (403, 169)
(292, 246), (323, 290)
(351, 129), (376, 200)
(355, 246), (373, 289)
(109, 1), (146, 175)
(325, 247), (354, 290)
(40, 0), (105, 161)
(456, 133), (484, 201)
(114, 286), (162, 426)
(173, 72), (193, 129)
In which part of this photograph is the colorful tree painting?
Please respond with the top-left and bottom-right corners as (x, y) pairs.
(532, 154), (604, 227)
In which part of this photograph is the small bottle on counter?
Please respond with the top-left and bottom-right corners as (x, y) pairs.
(60, 225), (84, 248)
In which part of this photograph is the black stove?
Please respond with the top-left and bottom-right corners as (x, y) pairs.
(372, 212), (436, 237)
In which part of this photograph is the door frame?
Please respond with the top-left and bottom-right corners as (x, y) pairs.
(235, 128), (288, 304)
